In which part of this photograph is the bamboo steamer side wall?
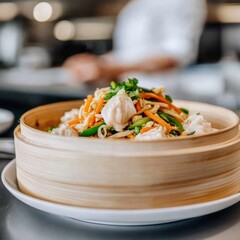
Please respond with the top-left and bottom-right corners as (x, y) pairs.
(15, 100), (240, 210)
(15, 127), (240, 186)
(22, 100), (83, 131)
(15, 126), (240, 209)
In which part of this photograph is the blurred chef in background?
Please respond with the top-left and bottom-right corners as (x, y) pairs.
(64, 0), (207, 92)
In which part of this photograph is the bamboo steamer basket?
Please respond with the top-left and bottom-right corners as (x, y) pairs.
(15, 100), (240, 210)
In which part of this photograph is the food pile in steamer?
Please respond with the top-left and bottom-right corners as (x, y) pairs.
(49, 78), (216, 140)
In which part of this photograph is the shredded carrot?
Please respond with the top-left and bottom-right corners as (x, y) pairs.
(84, 95), (93, 113)
(140, 127), (155, 134)
(93, 120), (104, 127)
(128, 134), (135, 139)
(89, 116), (95, 127)
(89, 98), (105, 127)
(140, 92), (182, 114)
(68, 117), (80, 126)
(79, 117), (84, 123)
(95, 98), (104, 114)
(135, 101), (142, 111)
(90, 135), (98, 138)
(144, 110), (172, 132)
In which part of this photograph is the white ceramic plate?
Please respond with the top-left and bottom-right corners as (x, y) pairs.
(2, 160), (240, 226)
(0, 108), (14, 133)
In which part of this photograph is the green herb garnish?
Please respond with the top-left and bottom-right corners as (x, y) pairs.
(165, 95), (173, 103)
(104, 78), (142, 100)
(48, 126), (57, 132)
(180, 108), (189, 115)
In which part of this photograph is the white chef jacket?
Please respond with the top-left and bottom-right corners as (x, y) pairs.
(113, 0), (207, 92)
(114, 0), (206, 66)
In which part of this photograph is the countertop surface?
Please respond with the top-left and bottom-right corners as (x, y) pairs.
(1, 64), (240, 239)
(0, 158), (240, 240)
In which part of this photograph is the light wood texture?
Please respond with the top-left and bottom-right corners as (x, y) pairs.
(15, 100), (240, 209)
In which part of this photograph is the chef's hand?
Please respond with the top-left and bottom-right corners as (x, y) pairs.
(63, 53), (178, 83)
(63, 54), (109, 82)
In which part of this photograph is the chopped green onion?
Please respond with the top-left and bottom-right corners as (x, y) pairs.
(134, 126), (140, 134)
(110, 81), (117, 89)
(157, 112), (184, 132)
(128, 117), (151, 130)
(104, 78), (142, 100)
(80, 123), (106, 137)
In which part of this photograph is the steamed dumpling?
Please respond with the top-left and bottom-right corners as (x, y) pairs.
(183, 114), (216, 135)
(101, 89), (137, 131)
(135, 127), (166, 141)
(51, 123), (78, 137)
(60, 109), (79, 123)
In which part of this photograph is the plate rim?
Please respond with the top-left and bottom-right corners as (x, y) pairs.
(0, 108), (14, 124)
(2, 160), (240, 225)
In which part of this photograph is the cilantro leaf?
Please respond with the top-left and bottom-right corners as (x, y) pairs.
(165, 95), (173, 103)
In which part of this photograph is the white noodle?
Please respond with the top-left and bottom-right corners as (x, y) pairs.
(94, 87), (110, 101)
(149, 104), (161, 114)
(75, 112), (95, 133)
(98, 125), (108, 138)
(143, 100), (168, 108)
(132, 99), (138, 105)
(109, 130), (134, 139)
(136, 105), (151, 115)
(162, 109), (184, 121)
(78, 105), (84, 119)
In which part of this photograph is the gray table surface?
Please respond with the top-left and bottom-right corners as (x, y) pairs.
(0, 159), (240, 240)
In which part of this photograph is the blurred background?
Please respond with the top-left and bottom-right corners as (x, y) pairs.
(1, 0), (240, 137)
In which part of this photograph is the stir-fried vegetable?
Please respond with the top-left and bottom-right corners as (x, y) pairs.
(68, 118), (80, 126)
(104, 78), (143, 100)
(140, 127), (155, 134)
(89, 98), (105, 127)
(144, 110), (172, 132)
(128, 117), (151, 130)
(80, 123), (106, 137)
(49, 78), (217, 140)
(84, 95), (93, 113)
(165, 95), (173, 103)
(157, 112), (184, 132)
(140, 92), (182, 114)
(180, 108), (189, 115)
